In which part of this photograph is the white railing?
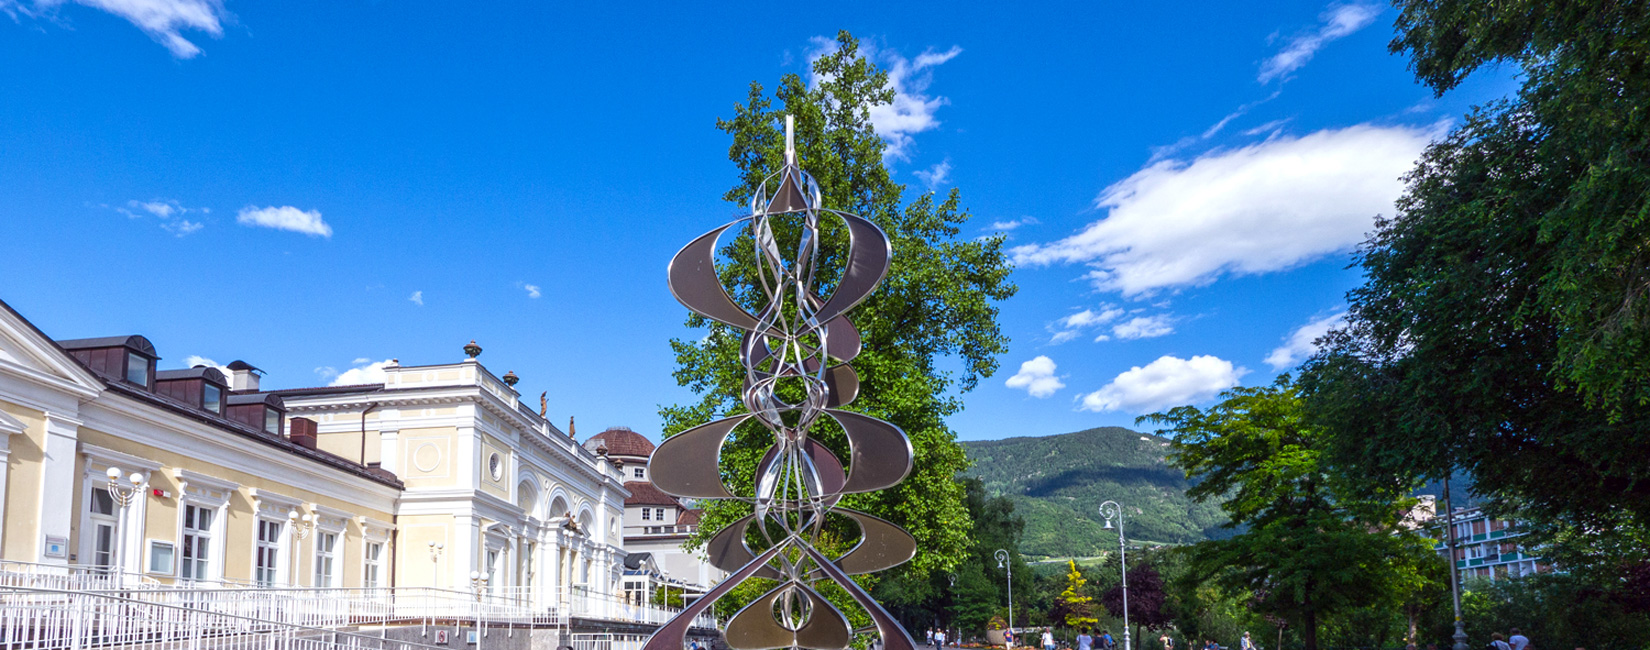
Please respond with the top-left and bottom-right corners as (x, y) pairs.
(568, 633), (650, 650)
(0, 561), (159, 592)
(555, 588), (716, 630)
(0, 585), (450, 650)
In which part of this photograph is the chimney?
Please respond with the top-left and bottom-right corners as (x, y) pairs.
(289, 417), (318, 450)
(227, 360), (262, 392)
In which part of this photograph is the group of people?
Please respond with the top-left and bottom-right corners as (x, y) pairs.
(1072, 628), (1119, 650)
(925, 627), (954, 649)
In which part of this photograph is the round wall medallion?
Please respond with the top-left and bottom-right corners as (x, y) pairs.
(488, 452), (503, 481)
(413, 443), (441, 473)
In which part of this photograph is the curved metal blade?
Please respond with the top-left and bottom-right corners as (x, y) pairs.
(667, 222), (759, 330)
(834, 509), (917, 575)
(754, 439), (847, 496)
(824, 409), (913, 494)
(725, 582), (852, 650)
(703, 516), (783, 579)
(649, 415), (751, 499)
(802, 545), (918, 650)
(642, 541), (791, 650)
(813, 213), (891, 326)
(823, 315), (862, 362)
(824, 363), (859, 408)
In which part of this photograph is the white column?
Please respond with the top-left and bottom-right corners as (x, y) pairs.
(38, 413), (81, 565)
(0, 432), (12, 551)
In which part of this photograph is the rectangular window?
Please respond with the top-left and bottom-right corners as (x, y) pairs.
(641, 509), (650, 521)
(264, 408), (280, 434)
(364, 541), (383, 589)
(633, 468), (644, 478)
(180, 505), (213, 581)
(256, 519), (282, 587)
(126, 352), (148, 386)
(314, 532), (336, 587)
(203, 384), (222, 413)
(148, 541), (175, 574)
(87, 487), (116, 570)
(655, 508), (665, 521)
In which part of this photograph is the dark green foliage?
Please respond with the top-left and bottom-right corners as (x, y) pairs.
(881, 478), (1035, 638)
(1301, 1), (1650, 559)
(1144, 378), (1436, 650)
(963, 428), (1230, 558)
(660, 30), (1016, 614)
(1455, 574), (1650, 650)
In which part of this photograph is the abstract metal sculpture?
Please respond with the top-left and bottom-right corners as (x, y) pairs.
(646, 116), (918, 650)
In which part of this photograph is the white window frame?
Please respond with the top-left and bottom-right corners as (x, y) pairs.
(309, 504), (350, 588)
(86, 486), (117, 570)
(314, 530), (339, 588)
(255, 518), (284, 587)
(249, 489), (302, 586)
(171, 469), (235, 583)
(357, 515), (393, 592)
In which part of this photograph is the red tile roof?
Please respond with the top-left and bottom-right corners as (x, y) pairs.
(624, 481), (680, 506)
(583, 427), (656, 457)
(677, 508), (703, 526)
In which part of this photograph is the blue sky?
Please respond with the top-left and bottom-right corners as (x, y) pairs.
(0, 0), (1513, 442)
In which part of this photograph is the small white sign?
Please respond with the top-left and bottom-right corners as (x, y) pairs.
(43, 535), (68, 559)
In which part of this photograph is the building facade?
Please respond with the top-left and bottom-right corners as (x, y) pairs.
(1435, 506), (1551, 581)
(0, 297), (627, 606)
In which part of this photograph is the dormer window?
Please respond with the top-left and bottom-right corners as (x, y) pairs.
(203, 384), (222, 414)
(264, 408), (280, 435)
(126, 352), (149, 386)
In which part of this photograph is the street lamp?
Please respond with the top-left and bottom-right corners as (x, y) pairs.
(1442, 476), (1468, 650)
(995, 549), (1013, 650)
(471, 570), (490, 643)
(103, 467), (145, 579)
(1100, 501), (1131, 650)
(429, 541), (445, 589)
(287, 510), (314, 586)
(662, 568), (673, 609)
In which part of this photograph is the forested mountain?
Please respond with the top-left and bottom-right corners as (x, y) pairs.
(961, 427), (1231, 559)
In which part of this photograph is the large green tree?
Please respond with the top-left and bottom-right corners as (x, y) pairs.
(659, 30), (1017, 610)
(1299, 0), (1650, 567)
(1144, 378), (1434, 650)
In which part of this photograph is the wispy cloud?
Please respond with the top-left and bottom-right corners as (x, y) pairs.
(2, 0), (229, 58)
(1265, 311), (1346, 369)
(1258, 3), (1382, 84)
(237, 205), (332, 238)
(523, 284), (542, 299)
(1013, 123), (1438, 296)
(182, 355), (231, 376)
(329, 359), (393, 386)
(1078, 355), (1246, 413)
(1049, 306), (1125, 344)
(807, 38), (962, 161)
(914, 159), (952, 189)
(1005, 355), (1065, 398)
(408, 291), (423, 306)
(1111, 315), (1175, 340)
(990, 217), (1039, 232)
(110, 198), (207, 237)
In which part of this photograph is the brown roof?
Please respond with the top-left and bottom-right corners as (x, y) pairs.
(624, 481), (680, 506)
(677, 508), (702, 526)
(583, 427), (655, 457)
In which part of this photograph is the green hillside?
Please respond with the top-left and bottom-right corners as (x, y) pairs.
(961, 426), (1231, 559)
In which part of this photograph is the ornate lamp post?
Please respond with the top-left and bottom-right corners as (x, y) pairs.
(429, 541), (446, 588)
(995, 549), (1014, 649)
(287, 509), (313, 586)
(103, 467), (146, 579)
(470, 570), (490, 645)
(1443, 477), (1468, 650)
(1100, 501), (1130, 650)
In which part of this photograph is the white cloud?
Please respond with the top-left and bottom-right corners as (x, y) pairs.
(1241, 118), (1293, 137)
(1012, 123), (1436, 296)
(1259, 3), (1382, 83)
(523, 284), (542, 299)
(408, 291), (423, 306)
(807, 38), (961, 161)
(111, 198), (205, 235)
(1111, 315), (1175, 340)
(236, 205), (332, 238)
(1266, 312), (1346, 369)
(1079, 355), (1246, 413)
(3, 0), (227, 58)
(330, 359), (393, 386)
(131, 200), (176, 218)
(182, 355), (230, 376)
(1049, 306), (1124, 344)
(1005, 355), (1065, 398)
(314, 366), (338, 380)
(989, 217), (1039, 232)
(914, 159), (952, 189)
(162, 219), (203, 237)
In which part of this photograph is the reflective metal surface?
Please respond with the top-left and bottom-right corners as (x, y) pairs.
(648, 115), (918, 650)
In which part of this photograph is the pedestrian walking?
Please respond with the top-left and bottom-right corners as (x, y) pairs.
(927, 629), (935, 648)
(1078, 630), (1094, 650)
(1509, 629), (1530, 650)
(1491, 634), (1512, 650)
(937, 629), (947, 650)
(1160, 634), (1174, 650)
(1043, 628), (1057, 650)
(1240, 632), (1257, 650)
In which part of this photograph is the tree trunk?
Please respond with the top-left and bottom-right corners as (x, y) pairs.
(1302, 611), (1318, 650)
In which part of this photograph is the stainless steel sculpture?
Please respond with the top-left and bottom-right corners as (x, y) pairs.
(646, 116), (918, 650)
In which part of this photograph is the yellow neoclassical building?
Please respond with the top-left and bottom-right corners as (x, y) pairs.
(0, 296), (629, 605)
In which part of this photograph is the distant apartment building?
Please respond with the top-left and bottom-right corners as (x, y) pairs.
(1434, 506), (1551, 581)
